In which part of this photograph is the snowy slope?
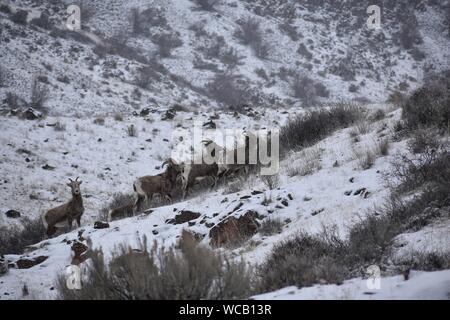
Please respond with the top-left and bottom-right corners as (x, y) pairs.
(253, 269), (450, 300)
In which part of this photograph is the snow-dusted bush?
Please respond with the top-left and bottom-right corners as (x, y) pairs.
(0, 65), (5, 87)
(286, 147), (322, 177)
(192, 0), (219, 11)
(57, 234), (255, 299)
(129, 8), (142, 35)
(402, 72), (450, 130)
(0, 217), (46, 255)
(259, 218), (283, 236)
(280, 102), (361, 154)
(260, 174), (279, 190)
(407, 127), (441, 154)
(290, 75), (329, 106)
(153, 32), (183, 58)
(11, 9), (28, 25)
(30, 13), (53, 30)
(206, 72), (250, 106)
(30, 77), (49, 111)
(257, 231), (349, 292)
(234, 17), (270, 58)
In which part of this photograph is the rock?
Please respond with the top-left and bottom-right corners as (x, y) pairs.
(349, 177), (355, 183)
(161, 108), (176, 120)
(287, 193), (294, 200)
(205, 222), (215, 228)
(209, 210), (260, 248)
(71, 241), (89, 265)
(281, 199), (289, 207)
(152, 230), (159, 235)
(94, 221), (109, 229)
(251, 190), (263, 195)
(5, 210), (20, 218)
(16, 256), (48, 269)
(344, 190), (352, 196)
(140, 108), (150, 117)
(22, 108), (41, 120)
(166, 210), (201, 225)
(240, 195), (251, 200)
(311, 208), (325, 216)
(42, 164), (55, 171)
(353, 188), (366, 196)
(202, 120), (216, 129)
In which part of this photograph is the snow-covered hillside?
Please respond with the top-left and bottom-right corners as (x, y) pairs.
(0, 0), (449, 300)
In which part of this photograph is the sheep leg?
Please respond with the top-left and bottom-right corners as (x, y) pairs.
(46, 225), (56, 238)
(76, 216), (81, 227)
(133, 195), (144, 215)
(68, 218), (73, 231)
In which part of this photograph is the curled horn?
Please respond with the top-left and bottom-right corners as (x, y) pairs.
(68, 178), (73, 182)
(202, 139), (214, 146)
(162, 160), (169, 167)
(75, 177), (80, 182)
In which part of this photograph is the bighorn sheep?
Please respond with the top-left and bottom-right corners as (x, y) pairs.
(41, 177), (84, 237)
(202, 131), (259, 179)
(108, 203), (134, 221)
(179, 162), (219, 199)
(133, 159), (180, 214)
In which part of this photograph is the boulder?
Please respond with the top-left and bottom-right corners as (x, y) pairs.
(209, 210), (260, 248)
(21, 108), (41, 120)
(94, 221), (109, 229)
(71, 241), (89, 265)
(16, 256), (48, 269)
(5, 210), (20, 218)
(166, 210), (201, 225)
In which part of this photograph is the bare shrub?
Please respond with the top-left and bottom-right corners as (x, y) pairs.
(219, 47), (244, 68)
(375, 139), (390, 156)
(260, 174), (279, 190)
(280, 103), (361, 154)
(353, 147), (375, 170)
(134, 65), (160, 89)
(234, 17), (269, 58)
(114, 113), (124, 121)
(127, 124), (137, 137)
(402, 72), (450, 130)
(0, 217), (46, 255)
(30, 77), (49, 111)
(99, 193), (135, 221)
(12, 9), (28, 25)
(129, 8), (142, 35)
(257, 231), (348, 292)
(286, 147), (322, 177)
(206, 73), (250, 106)
(407, 127), (441, 154)
(57, 234), (255, 299)
(153, 32), (183, 58)
(54, 121), (66, 131)
(93, 117), (105, 125)
(290, 76), (329, 106)
(0, 65), (6, 87)
(395, 251), (450, 272)
(259, 218), (283, 236)
(5, 92), (21, 109)
(30, 12), (53, 30)
(192, 0), (219, 11)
